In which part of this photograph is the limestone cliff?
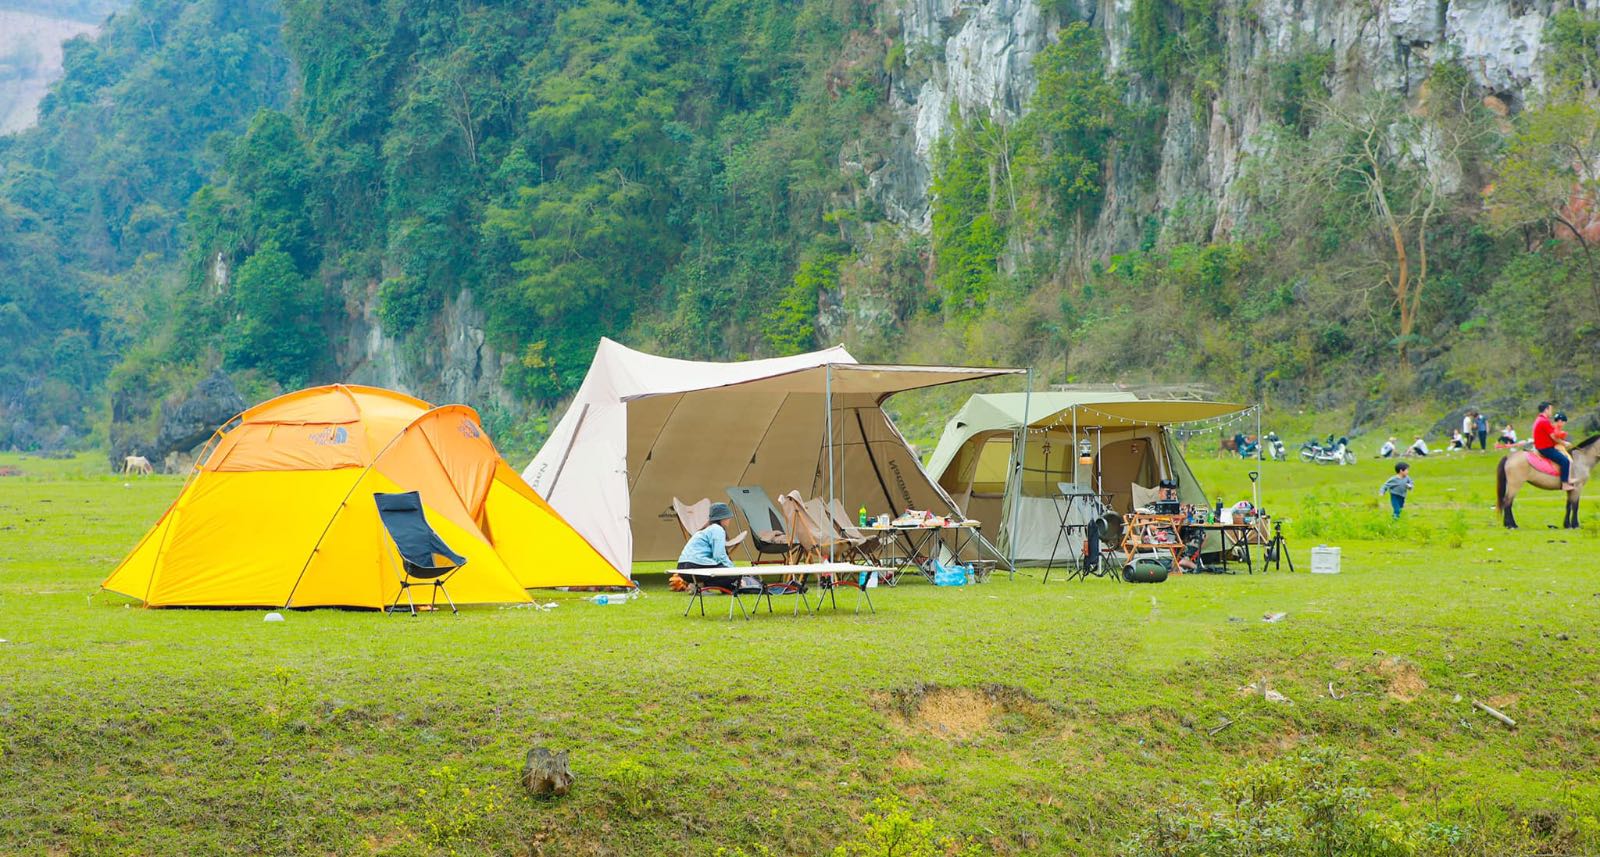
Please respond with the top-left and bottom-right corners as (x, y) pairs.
(873, 0), (1584, 248)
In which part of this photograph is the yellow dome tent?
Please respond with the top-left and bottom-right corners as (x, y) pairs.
(102, 385), (630, 608)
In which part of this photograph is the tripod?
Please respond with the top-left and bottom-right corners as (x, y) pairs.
(1262, 520), (1293, 572)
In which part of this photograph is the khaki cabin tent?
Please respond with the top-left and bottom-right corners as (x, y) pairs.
(103, 384), (629, 608)
(926, 393), (1250, 564)
(521, 338), (1022, 572)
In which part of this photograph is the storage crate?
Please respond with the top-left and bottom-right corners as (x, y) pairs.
(1310, 546), (1341, 574)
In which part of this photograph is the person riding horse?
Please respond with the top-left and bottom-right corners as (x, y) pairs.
(1532, 402), (1574, 491)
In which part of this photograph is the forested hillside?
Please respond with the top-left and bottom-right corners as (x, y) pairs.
(2, 0), (1599, 459)
(0, 0), (287, 450)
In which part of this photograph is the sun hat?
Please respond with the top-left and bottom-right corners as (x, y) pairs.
(708, 502), (734, 523)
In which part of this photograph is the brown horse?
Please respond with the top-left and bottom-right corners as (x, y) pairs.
(1496, 435), (1600, 529)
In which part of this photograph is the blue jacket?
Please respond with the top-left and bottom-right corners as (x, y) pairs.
(677, 524), (733, 567)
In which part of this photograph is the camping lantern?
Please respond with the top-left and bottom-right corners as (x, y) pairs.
(1077, 438), (1093, 465)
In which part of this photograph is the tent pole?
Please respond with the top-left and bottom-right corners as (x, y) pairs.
(826, 364), (835, 564)
(1071, 408), (1078, 487)
(1255, 404), (1263, 511)
(1010, 369), (1032, 579)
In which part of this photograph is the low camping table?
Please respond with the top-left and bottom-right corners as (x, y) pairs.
(861, 522), (983, 584)
(680, 563), (881, 619)
(1184, 521), (1259, 574)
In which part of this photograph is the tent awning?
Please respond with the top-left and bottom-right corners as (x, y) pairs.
(1028, 400), (1248, 430)
(619, 362), (1024, 402)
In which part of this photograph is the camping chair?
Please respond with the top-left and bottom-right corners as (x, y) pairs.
(776, 492), (825, 563)
(825, 498), (889, 568)
(374, 491), (466, 615)
(726, 486), (800, 564)
(670, 497), (749, 549)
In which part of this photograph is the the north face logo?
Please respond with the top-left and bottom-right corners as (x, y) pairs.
(309, 426), (349, 445)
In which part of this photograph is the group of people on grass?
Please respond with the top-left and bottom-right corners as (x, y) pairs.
(1380, 401), (1577, 519)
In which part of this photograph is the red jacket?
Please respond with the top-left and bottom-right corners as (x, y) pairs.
(1533, 414), (1565, 448)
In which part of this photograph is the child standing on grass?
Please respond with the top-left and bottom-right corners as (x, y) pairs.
(1380, 462), (1413, 519)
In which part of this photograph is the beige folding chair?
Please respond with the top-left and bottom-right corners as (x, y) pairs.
(777, 492), (840, 563)
(1130, 482), (1161, 511)
(824, 498), (887, 565)
(671, 497), (748, 549)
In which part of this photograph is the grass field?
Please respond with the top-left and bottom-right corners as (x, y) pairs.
(1, 450), (1597, 856)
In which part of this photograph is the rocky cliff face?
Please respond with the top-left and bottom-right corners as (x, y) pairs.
(874, 0), (1583, 246)
(337, 282), (517, 413)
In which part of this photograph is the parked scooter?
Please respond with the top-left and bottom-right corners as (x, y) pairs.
(1265, 432), (1286, 461)
(1299, 436), (1355, 465)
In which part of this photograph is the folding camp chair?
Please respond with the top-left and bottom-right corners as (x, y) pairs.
(375, 491), (467, 615)
(670, 497), (748, 549)
(725, 486), (799, 564)
(779, 492), (847, 563)
(825, 498), (888, 566)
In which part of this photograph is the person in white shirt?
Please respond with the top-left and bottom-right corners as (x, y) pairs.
(1407, 436), (1430, 457)
(1379, 437), (1397, 458)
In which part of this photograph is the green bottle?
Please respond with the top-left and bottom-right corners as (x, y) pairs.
(859, 505), (868, 526)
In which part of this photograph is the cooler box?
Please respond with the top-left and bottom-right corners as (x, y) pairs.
(1310, 546), (1341, 574)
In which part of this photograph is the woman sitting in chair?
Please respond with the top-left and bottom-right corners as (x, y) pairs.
(677, 502), (737, 581)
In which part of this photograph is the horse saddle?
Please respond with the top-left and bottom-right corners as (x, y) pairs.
(1524, 450), (1561, 478)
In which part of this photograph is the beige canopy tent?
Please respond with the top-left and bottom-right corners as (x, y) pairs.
(927, 393), (1255, 564)
(522, 338), (1023, 573)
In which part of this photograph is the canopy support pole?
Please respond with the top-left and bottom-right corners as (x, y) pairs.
(1008, 369), (1032, 579)
(826, 364), (835, 564)
(1254, 404), (1263, 511)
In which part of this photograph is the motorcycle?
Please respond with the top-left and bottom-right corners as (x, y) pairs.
(1265, 432), (1286, 461)
(1299, 436), (1355, 465)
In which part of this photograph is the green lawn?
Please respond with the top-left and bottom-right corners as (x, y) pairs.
(1, 450), (1596, 855)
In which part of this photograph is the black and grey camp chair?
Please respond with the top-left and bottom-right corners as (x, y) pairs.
(375, 491), (466, 615)
(724, 486), (799, 564)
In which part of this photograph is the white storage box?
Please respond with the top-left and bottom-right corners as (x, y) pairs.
(1310, 546), (1341, 574)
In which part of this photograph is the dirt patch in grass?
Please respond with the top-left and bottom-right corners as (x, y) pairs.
(1373, 656), (1427, 702)
(876, 683), (1048, 740)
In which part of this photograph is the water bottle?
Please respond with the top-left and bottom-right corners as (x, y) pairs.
(590, 591), (630, 605)
(858, 505), (868, 527)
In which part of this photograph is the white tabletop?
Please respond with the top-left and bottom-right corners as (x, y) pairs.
(678, 562), (881, 577)
(862, 522), (979, 531)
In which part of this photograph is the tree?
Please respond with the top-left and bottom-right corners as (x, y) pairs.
(1018, 22), (1125, 230)
(223, 244), (325, 384)
(1486, 94), (1600, 310)
(1307, 87), (1489, 362)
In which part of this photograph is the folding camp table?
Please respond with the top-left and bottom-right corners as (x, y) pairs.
(1042, 486), (1115, 583)
(680, 563), (881, 619)
(860, 522), (983, 584)
(1185, 522), (1259, 573)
